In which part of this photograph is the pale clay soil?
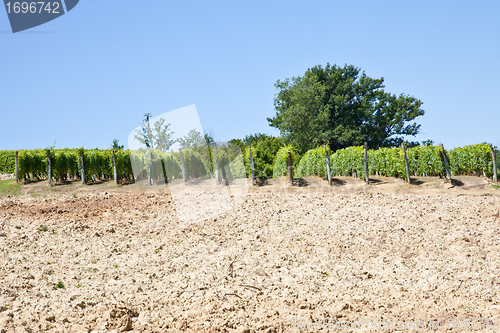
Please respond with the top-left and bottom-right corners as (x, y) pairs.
(0, 174), (15, 181)
(0, 175), (499, 332)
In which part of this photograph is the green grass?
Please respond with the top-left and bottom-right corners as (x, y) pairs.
(37, 225), (48, 232)
(491, 184), (500, 189)
(0, 179), (21, 196)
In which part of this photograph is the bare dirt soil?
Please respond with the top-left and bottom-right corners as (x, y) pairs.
(0, 176), (500, 332)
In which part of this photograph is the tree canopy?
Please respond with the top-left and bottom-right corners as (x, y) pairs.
(134, 113), (176, 151)
(268, 63), (425, 152)
(110, 139), (124, 150)
(178, 129), (206, 148)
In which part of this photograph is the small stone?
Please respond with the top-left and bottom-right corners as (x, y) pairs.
(176, 320), (187, 330)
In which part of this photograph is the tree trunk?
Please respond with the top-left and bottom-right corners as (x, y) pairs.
(148, 151), (153, 185)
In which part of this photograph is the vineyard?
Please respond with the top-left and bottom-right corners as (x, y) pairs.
(0, 149), (133, 183)
(0, 143), (497, 184)
(268, 143), (497, 181)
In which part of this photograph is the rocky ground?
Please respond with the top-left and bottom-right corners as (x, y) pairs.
(0, 176), (499, 332)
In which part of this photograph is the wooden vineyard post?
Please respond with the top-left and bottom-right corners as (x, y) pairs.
(80, 149), (85, 184)
(491, 145), (498, 183)
(148, 151), (153, 186)
(440, 144), (452, 181)
(47, 150), (52, 186)
(161, 159), (168, 184)
(249, 146), (255, 186)
(402, 142), (411, 184)
(324, 146), (332, 186)
(364, 142), (369, 184)
(215, 147), (220, 185)
(112, 150), (118, 184)
(287, 151), (293, 185)
(15, 151), (19, 184)
(178, 148), (186, 184)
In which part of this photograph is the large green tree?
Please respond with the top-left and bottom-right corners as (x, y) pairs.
(268, 64), (425, 152)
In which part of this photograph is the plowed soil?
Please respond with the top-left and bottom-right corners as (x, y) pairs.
(0, 176), (499, 332)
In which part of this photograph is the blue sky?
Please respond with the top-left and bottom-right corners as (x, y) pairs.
(1, 0), (499, 150)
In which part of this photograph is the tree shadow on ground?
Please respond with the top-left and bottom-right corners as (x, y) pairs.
(256, 178), (271, 186)
(331, 178), (346, 186)
(410, 179), (424, 185)
(85, 180), (105, 186)
(293, 178), (308, 187)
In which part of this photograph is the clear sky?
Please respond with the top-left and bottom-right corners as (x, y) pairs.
(1, 0), (499, 150)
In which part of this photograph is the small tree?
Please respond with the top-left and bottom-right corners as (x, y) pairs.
(153, 118), (176, 151)
(111, 139), (124, 150)
(135, 113), (154, 149)
(178, 129), (205, 148)
(134, 113), (176, 151)
(421, 139), (435, 147)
